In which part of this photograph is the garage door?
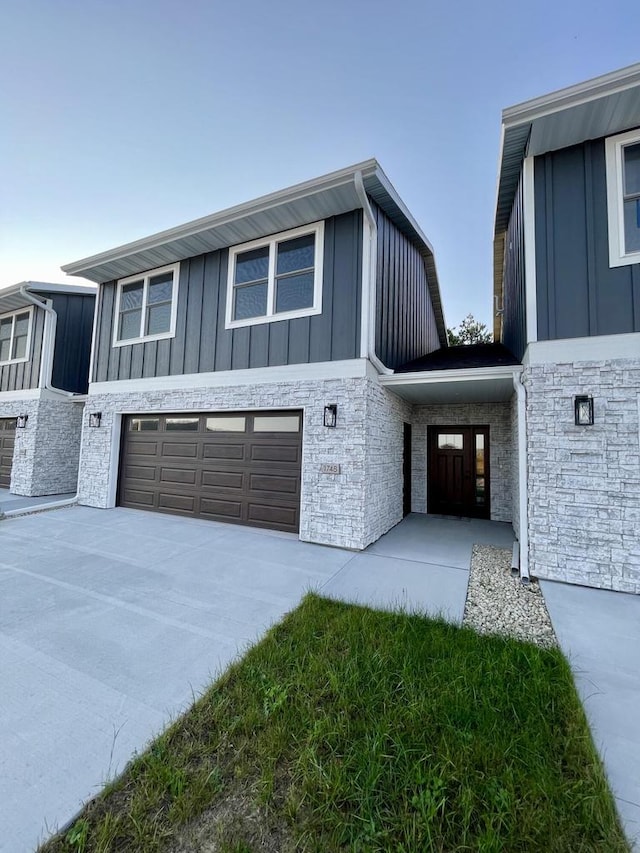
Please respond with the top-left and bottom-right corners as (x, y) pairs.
(119, 411), (303, 533)
(0, 418), (16, 489)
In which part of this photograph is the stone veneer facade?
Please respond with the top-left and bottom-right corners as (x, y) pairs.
(0, 396), (84, 496)
(78, 376), (411, 551)
(411, 401), (514, 523)
(524, 357), (640, 593)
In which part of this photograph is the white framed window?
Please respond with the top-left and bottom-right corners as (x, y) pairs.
(0, 306), (33, 365)
(113, 263), (180, 347)
(225, 221), (324, 329)
(605, 128), (640, 267)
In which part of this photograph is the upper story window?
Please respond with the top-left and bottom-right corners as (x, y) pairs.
(605, 129), (640, 267)
(113, 263), (180, 347)
(0, 307), (33, 365)
(225, 222), (324, 329)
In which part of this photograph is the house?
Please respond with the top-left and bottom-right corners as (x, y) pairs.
(493, 62), (640, 593)
(60, 62), (640, 596)
(0, 281), (96, 496)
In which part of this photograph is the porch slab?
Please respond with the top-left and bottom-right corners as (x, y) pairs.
(0, 489), (76, 515)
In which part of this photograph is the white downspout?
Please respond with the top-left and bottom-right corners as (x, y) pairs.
(353, 171), (393, 376)
(513, 370), (530, 582)
(19, 287), (86, 399)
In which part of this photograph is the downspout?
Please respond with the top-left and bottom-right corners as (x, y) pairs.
(513, 370), (530, 582)
(19, 287), (86, 399)
(353, 171), (393, 375)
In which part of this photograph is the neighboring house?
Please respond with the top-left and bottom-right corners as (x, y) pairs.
(494, 62), (640, 593)
(0, 282), (96, 496)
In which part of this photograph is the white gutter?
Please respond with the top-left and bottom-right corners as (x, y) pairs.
(353, 170), (393, 376)
(513, 370), (530, 582)
(19, 287), (87, 400)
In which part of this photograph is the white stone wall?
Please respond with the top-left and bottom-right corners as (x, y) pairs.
(510, 393), (521, 539)
(0, 397), (84, 496)
(363, 379), (411, 545)
(411, 402), (514, 523)
(525, 358), (640, 593)
(78, 377), (406, 550)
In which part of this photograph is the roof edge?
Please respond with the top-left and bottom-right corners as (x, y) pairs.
(0, 281), (96, 299)
(502, 61), (640, 127)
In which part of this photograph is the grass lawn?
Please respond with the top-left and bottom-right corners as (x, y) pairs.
(40, 594), (628, 852)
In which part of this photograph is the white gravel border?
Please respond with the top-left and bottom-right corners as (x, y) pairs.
(463, 544), (557, 648)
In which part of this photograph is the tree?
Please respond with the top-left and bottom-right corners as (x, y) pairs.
(447, 313), (492, 346)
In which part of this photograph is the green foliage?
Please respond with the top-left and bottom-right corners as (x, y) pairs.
(40, 595), (628, 853)
(447, 313), (493, 345)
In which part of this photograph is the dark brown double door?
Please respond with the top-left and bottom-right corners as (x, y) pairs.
(119, 411), (302, 533)
(428, 426), (490, 519)
(0, 418), (17, 489)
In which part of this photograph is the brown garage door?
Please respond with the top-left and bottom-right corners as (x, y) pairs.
(0, 418), (17, 489)
(118, 411), (303, 533)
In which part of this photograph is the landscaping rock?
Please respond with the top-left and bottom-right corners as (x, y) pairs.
(463, 544), (557, 648)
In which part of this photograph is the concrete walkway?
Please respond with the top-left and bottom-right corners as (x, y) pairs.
(0, 488), (75, 515)
(542, 580), (640, 849)
(0, 507), (512, 851)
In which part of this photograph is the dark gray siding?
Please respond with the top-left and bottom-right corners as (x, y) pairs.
(48, 293), (95, 393)
(373, 202), (440, 369)
(502, 172), (526, 359)
(0, 306), (45, 392)
(535, 137), (640, 340)
(94, 211), (362, 382)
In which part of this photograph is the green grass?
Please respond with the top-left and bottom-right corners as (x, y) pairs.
(40, 594), (628, 852)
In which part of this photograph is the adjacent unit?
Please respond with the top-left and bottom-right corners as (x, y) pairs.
(0, 282), (96, 496)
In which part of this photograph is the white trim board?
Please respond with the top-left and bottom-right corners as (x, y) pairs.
(379, 365), (522, 389)
(524, 333), (640, 364)
(89, 358), (371, 395)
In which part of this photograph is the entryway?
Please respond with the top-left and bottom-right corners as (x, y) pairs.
(427, 426), (489, 518)
(0, 418), (16, 489)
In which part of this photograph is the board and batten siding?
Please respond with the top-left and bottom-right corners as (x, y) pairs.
(535, 137), (640, 340)
(50, 293), (95, 394)
(372, 202), (440, 370)
(502, 171), (526, 359)
(0, 306), (45, 393)
(93, 211), (362, 383)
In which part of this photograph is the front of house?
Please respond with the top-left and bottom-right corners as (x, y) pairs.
(58, 63), (640, 595)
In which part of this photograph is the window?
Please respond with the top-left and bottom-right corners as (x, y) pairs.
(605, 129), (640, 267)
(0, 307), (32, 364)
(113, 263), (179, 346)
(225, 222), (324, 328)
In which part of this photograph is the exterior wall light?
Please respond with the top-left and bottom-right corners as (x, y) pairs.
(16, 414), (28, 429)
(89, 412), (102, 428)
(574, 396), (594, 426)
(323, 404), (337, 428)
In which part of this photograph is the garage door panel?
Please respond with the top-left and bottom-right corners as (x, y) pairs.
(201, 470), (244, 491)
(0, 418), (16, 489)
(159, 493), (196, 512)
(161, 442), (198, 458)
(121, 488), (156, 507)
(249, 473), (298, 495)
(200, 497), (244, 519)
(160, 467), (197, 485)
(203, 443), (245, 461)
(120, 411), (302, 533)
(124, 464), (157, 481)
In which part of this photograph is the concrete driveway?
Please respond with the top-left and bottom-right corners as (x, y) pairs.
(0, 507), (513, 851)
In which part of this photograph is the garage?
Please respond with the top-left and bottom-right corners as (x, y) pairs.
(118, 411), (303, 533)
(0, 418), (16, 489)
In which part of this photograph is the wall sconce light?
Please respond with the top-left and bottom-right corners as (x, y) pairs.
(323, 404), (337, 428)
(89, 412), (102, 428)
(574, 396), (594, 426)
(16, 414), (28, 429)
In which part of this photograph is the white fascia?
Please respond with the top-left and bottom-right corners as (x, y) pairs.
(522, 157), (538, 343)
(89, 358), (370, 396)
(524, 332), (640, 364)
(379, 365), (522, 389)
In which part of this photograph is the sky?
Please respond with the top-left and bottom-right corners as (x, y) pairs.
(1, 0), (639, 330)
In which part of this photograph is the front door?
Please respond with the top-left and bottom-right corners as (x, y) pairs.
(427, 426), (490, 519)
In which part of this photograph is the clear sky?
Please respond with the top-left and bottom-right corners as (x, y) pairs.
(1, 0), (638, 329)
